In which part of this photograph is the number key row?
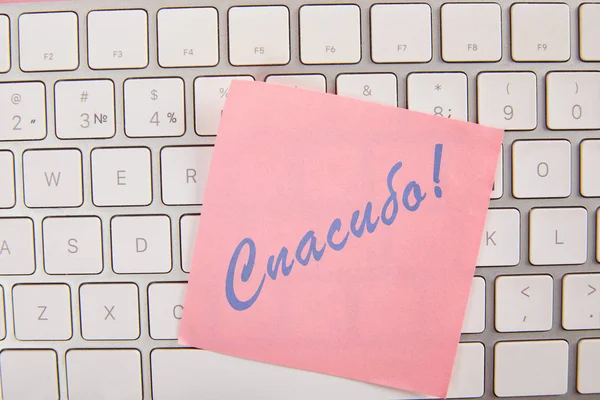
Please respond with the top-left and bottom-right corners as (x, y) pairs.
(0, 71), (597, 143)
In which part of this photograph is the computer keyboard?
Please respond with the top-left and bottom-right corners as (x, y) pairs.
(0, 0), (598, 398)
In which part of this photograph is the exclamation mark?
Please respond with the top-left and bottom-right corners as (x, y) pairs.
(433, 144), (443, 198)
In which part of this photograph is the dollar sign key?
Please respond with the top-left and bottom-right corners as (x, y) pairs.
(151, 89), (158, 100)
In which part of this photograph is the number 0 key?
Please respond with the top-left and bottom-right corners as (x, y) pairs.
(547, 72), (600, 130)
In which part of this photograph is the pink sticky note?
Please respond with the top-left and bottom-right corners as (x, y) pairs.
(179, 80), (503, 398)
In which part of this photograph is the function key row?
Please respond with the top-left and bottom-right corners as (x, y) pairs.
(1, 3), (599, 73)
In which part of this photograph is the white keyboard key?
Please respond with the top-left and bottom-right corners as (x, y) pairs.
(161, 146), (213, 205)
(157, 7), (218, 68)
(336, 73), (398, 107)
(0, 218), (35, 275)
(0, 81), (46, 141)
(0, 151), (15, 208)
(441, 3), (501, 62)
(370, 4), (431, 63)
(491, 146), (503, 199)
(579, 4), (600, 61)
(511, 3), (570, 62)
(494, 340), (568, 397)
(229, 6), (290, 66)
(151, 345), (482, 400)
(80, 283), (140, 340)
(581, 140), (600, 197)
(19, 12), (78, 71)
(148, 282), (187, 339)
(23, 149), (83, 207)
(530, 207), (587, 265)
(67, 349), (142, 400)
(407, 72), (467, 121)
(476, 208), (520, 267)
(0, 286), (5, 339)
(300, 5), (361, 64)
(477, 72), (537, 130)
(152, 349), (412, 400)
(547, 72), (600, 130)
(88, 9), (148, 70)
(461, 277), (485, 334)
(13, 284), (72, 340)
(42, 216), (103, 274)
(578, 339), (600, 394)
(111, 215), (172, 274)
(0, 350), (59, 400)
(55, 79), (115, 139)
(495, 275), (553, 332)
(180, 214), (200, 273)
(446, 343), (485, 399)
(266, 74), (326, 92)
(563, 274), (600, 330)
(598, 212), (600, 263)
(0, 15), (9, 73)
(91, 147), (152, 206)
(194, 75), (254, 135)
(124, 78), (185, 137)
(512, 140), (571, 198)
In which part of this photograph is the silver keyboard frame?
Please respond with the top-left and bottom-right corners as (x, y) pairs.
(0, 0), (599, 398)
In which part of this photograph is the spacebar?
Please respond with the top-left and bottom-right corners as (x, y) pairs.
(150, 349), (426, 400)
